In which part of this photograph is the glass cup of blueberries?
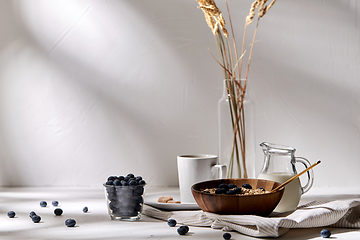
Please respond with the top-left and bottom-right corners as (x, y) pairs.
(104, 173), (146, 221)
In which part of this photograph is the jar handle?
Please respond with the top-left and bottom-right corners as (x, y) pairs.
(211, 164), (227, 179)
(295, 157), (314, 194)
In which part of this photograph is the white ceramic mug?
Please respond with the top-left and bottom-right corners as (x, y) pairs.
(177, 154), (226, 204)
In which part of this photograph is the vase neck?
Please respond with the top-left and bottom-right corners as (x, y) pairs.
(223, 79), (247, 98)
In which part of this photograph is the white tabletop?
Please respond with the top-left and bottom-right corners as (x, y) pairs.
(0, 187), (359, 240)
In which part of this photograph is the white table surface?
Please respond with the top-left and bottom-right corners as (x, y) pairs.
(0, 186), (359, 240)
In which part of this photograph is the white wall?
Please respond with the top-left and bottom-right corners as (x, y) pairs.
(0, 0), (359, 189)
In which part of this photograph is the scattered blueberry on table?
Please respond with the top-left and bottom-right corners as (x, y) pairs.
(83, 206), (88, 213)
(7, 211), (15, 218)
(40, 201), (47, 207)
(54, 208), (63, 216)
(29, 211), (36, 218)
(167, 219), (177, 227)
(320, 229), (331, 238)
(177, 225), (189, 235)
(223, 232), (232, 239)
(31, 215), (41, 223)
(65, 218), (76, 227)
(52, 200), (59, 206)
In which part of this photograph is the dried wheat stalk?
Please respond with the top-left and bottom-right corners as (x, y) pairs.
(195, 0), (277, 178)
(196, 0), (228, 37)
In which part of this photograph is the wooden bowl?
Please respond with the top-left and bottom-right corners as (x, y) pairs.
(191, 178), (284, 216)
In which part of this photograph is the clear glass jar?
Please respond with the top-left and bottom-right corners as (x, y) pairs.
(104, 183), (146, 221)
(218, 79), (256, 179)
(257, 142), (314, 212)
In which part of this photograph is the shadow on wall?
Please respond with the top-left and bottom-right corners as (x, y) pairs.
(0, 0), (220, 186)
(0, 0), (358, 186)
(249, 0), (360, 137)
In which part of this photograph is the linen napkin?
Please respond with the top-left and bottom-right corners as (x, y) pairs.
(143, 199), (360, 238)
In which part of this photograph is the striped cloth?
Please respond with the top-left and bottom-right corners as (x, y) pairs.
(143, 199), (360, 238)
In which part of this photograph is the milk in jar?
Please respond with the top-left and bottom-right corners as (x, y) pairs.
(258, 172), (302, 213)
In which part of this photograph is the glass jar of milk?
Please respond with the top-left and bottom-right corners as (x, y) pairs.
(257, 142), (314, 213)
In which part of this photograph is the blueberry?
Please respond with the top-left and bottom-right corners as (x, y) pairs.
(127, 173), (135, 179)
(108, 202), (116, 210)
(121, 180), (129, 186)
(7, 211), (15, 218)
(203, 190), (210, 194)
(134, 186), (144, 195)
(167, 219), (177, 227)
(29, 211), (37, 218)
(65, 218), (76, 227)
(126, 210), (139, 217)
(177, 228), (186, 236)
(106, 186), (116, 194)
(134, 196), (144, 204)
(118, 176), (125, 181)
(177, 225), (188, 235)
(105, 180), (114, 185)
(135, 204), (142, 212)
(226, 190), (236, 195)
(135, 176), (142, 181)
(228, 184), (237, 189)
(108, 192), (117, 201)
(83, 206), (88, 213)
(129, 180), (138, 186)
(259, 187), (265, 191)
(113, 179), (121, 186)
(320, 229), (331, 238)
(54, 208), (63, 216)
(215, 188), (227, 194)
(107, 176), (117, 181)
(234, 187), (242, 194)
(223, 232), (232, 239)
(52, 200), (59, 206)
(219, 183), (229, 190)
(242, 183), (252, 189)
(139, 180), (146, 185)
(32, 215), (41, 223)
(40, 201), (47, 207)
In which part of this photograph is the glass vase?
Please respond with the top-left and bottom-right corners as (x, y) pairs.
(218, 79), (256, 179)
